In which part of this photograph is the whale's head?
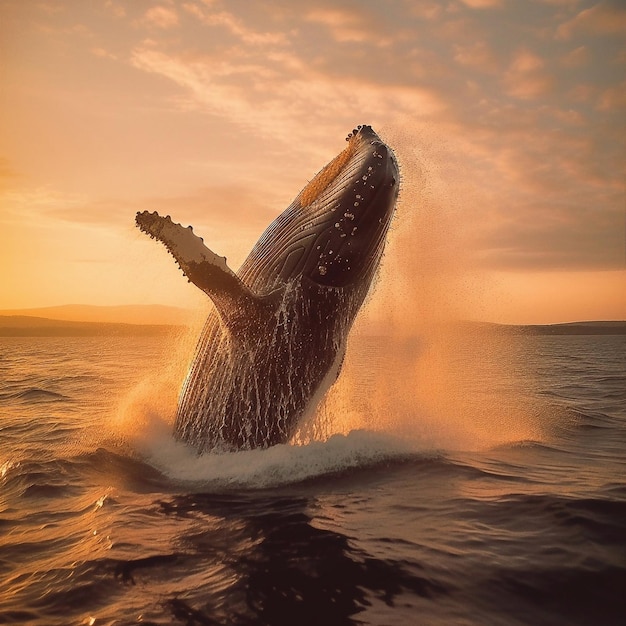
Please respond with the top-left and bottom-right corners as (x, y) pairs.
(248, 125), (400, 290)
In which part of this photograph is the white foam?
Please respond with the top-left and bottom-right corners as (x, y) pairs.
(138, 426), (419, 489)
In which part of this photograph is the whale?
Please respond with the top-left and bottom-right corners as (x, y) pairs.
(136, 124), (399, 453)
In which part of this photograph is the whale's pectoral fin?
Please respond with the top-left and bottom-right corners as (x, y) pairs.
(136, 211), (281, 329)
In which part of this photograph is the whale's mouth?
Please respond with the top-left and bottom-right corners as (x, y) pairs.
(249, 125), (400, 290)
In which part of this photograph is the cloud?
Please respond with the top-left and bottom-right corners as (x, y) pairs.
(306, 7), (384, 44)
(458, 0), (503, 8)
(567, 83), (595, 103)
(559, 45), (589, 67)
(0, 187), (116, 227)
(596, 80), (626, 111)
(104, 0), (126, 19)
(0, 182), (281, 264)
(37, 2), (66, 15)
(504, 49), (553, 99)
(405, 1), (443, 21)
(91, 46), (118, 60)
(477, 202), (625, 270)
(181, 5), (288, 45)
(532, 0), (578, 6)
(557, 1), (626, 39)
(453, 41), (499, 71)
(458, 119), (626, 271)
(143, 5), (180, 29)
(129, 45), (446, 151)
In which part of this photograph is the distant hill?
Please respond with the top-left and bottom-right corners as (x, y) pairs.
(0, 304), (194, 326)
(465, 320), (626, 336)
(0, 315), (182, 337)
(515, 321), (626, 335)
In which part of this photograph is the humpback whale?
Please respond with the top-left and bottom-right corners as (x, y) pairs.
(136, 125), (399, 453)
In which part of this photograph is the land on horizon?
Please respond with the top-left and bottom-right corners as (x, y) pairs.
(0, 305), (624, 337)
(0, 304), (194, 326)
(0, 315), (182, 338)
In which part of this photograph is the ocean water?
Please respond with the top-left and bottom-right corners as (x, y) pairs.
(0, 331), (624, 625)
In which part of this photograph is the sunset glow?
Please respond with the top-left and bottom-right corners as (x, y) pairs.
(1, 0), (624, 324)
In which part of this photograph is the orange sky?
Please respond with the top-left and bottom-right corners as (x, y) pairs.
(1, 0), (625, 325)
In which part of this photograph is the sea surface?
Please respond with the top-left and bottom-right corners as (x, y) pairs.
(0, 330), (624, 625)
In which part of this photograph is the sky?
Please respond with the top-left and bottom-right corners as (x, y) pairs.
(1, 0), (625, 325)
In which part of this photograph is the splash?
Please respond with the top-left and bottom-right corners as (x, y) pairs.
(111, 346), (425, 488)
(139, 429), (422, 488)
(310, 327), (545, 452)
(297, 127), (547, 451)
(111, 322), (202, 446)
(117, 125), (546, 477)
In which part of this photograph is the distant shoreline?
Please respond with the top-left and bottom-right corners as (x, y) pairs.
(0, 316), (183, 337)
(473, 321), (626, 336)
(0, 314), (624, 337)
(0, 304), (192, 326)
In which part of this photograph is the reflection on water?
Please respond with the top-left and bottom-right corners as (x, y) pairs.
(139, 492), (443, 625)
(1, 335), (625, 625)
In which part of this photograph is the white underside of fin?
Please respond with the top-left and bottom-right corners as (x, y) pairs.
(136, 211), (235, 278)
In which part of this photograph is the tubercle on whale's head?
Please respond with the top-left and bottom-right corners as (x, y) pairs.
(297, 130), (360, 208)
(294, 124), (400, 288)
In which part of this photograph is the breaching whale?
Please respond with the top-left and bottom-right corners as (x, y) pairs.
(136, 125), (399, 453)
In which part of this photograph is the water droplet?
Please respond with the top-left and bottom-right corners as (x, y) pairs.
(354, 202), (359, 207)
(318, 266), (327, 275)
(356, 194), (362, 199)
(362, 176), (367, 181)
(335, 222), (340, 228)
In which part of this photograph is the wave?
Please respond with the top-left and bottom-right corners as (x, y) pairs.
(0, 387), (72, 403)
